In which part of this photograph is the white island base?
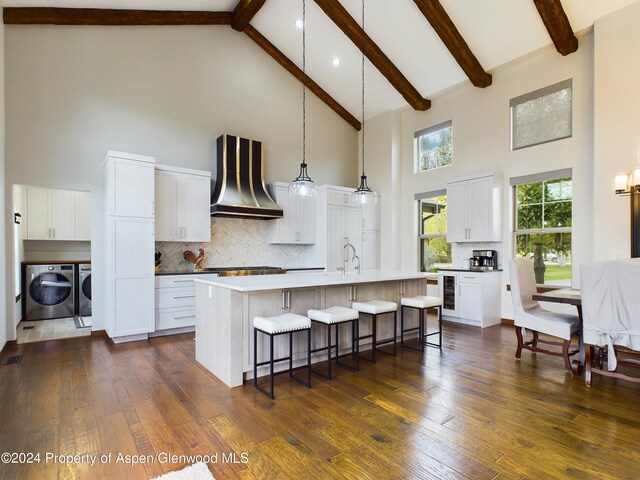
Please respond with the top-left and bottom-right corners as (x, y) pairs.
(194, 271), (434, 387)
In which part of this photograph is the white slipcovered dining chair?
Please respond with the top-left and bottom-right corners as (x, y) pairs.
(581, 259), (640, 387)
(509, 258), (580, 371)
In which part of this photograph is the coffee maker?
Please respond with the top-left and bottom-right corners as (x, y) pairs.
(472, 249), (499, 270)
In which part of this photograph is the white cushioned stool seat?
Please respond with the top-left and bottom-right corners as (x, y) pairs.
(254, 313), (311, 335)
(352, 300), (397, 315)
(308, 306), (359, 324)
(401, 295), (442, 309)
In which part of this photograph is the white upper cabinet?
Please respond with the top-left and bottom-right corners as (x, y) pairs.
(106, 155), (155, 218)
(362, 201), (380, 231)
(267, 182), (316, 244)
(155, 165), (211, 243)
(75, 191), (91, 241)
(446, 174), (502, 243)
(26, 186), (87, 241)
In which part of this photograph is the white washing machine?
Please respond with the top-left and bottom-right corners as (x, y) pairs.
(79, 263), (92, 317)
(26, 264), (75, 320)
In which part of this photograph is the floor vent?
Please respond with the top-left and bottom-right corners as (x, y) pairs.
(2, 355), (23, 366)
(22, 326), (35, 330)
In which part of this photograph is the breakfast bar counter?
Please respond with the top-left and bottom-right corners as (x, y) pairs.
(194, 271), (436, 387)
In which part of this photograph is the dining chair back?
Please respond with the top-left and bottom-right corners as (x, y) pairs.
(581, 258), (640, 386)
(509, 258), (580, 372)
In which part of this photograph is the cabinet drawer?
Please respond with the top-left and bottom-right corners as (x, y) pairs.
(156, 287), (196, 308)
(156, 307), (196, 330)
(155, 275), (204, 288)
(458, 273), (481, 284)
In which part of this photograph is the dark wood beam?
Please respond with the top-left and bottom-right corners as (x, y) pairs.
(231, 0), (267, 32)
(313, 0), (430, 111)
(3, 7), (232, 25)
(244, 25), (361, 130)
(532, 0), (578, 55)
(413, 0), (491, 88)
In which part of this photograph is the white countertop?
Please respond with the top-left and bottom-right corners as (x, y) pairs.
(194, 270), (438, 292)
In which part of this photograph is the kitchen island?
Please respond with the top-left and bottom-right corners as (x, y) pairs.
(194, 271), (436, 387)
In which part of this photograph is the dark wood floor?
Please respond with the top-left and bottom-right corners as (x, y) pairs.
(1, 323), (639, 480)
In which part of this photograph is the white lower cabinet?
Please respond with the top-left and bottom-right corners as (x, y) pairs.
(437, 270), (501, 327)
(154, 274), (216, 333)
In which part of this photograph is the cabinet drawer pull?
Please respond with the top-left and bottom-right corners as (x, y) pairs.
(173, 280), (193, 283)
(174, 315), (195, 320)
(463, 276), (476, 279)
(173, 295), (196, 299)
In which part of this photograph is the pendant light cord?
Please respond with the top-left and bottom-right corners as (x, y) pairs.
(302, 0), (306, 167)
(361, 0), (365, 178)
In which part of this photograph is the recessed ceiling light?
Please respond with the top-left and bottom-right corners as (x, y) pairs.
(295, 19), (303, 29)
(332, 57), (340, 67)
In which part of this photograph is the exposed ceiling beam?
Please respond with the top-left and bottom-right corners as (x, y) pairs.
(3, 7), (232, 25)
(313, 0), (430, 111)
(532, 0), (578, 55)
(244, 25), (361, 130)
(413, 0), (491, 88)
(231, 0), (268, 32)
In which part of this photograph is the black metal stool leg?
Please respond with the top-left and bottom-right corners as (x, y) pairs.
(327, 323), (332, 379)
(355, 319), (360, 371)
(371, 314), (377, 363)
(400, 305), (405, 347)
(392, 310), (397, 356)
(269, 334), (274, 399)
(253, 328), (258, 389)
(288, 331), (293, 379)
(307, 328), (312, 387)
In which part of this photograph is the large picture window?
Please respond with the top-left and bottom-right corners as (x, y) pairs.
(415, 120), (452, 172)
(417, 193), (451, 272)
(512, 169), (572, 285)
(510, 79), (572, 150)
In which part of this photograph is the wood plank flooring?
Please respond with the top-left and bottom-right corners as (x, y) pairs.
(1, 323), (639, 479)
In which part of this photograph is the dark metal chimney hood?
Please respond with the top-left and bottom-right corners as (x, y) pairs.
(211, 134), (283, 219)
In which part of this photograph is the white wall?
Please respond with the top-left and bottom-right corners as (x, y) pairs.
(593, 1), (640, 260)
(368, 34), (595, 320)
(4, 25), (358, 334)
(0, 10), (6, 348)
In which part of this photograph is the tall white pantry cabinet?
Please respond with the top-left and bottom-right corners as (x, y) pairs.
(104, 151), (156, 342)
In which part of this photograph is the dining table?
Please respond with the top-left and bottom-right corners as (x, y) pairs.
(532, 288), (583, 374)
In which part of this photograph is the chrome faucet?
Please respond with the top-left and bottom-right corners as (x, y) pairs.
(342, 242), (358, 276)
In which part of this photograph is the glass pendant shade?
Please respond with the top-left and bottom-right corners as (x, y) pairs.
(632, 167), (640, 190)
(352, 175), (377, 205)
(289, 163), (318, 198)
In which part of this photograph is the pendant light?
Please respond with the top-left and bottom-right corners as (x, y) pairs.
(289, 0), (318, 198)
(352, 0), (377, 206)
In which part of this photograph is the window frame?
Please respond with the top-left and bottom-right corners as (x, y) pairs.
(510, 79), (573, 151)
(511, 170), (573, 285)
(415, 191), (450, 272)
(414, 120), (453, 173)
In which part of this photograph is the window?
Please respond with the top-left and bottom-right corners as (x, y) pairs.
(510, 79), (572, 150)
(512, 169), (572, 285)
(415, 120), (452, 172)
(417, 193), (451, 272)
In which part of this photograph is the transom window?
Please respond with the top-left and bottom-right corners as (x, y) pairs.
(510, 79), (572, 150)
(417, 193), (451, 272)
(415, 120), (452, 172)
(512, 170), (572, 285)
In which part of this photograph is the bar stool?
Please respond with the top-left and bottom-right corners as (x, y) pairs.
(352, 300), (398, 363)
(307, 306), (360, 379)
(253, 313), (312, 399)
(400, 295), (443, 352)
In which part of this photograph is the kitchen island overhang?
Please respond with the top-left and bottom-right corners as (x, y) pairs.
(194, 271), (437, 387)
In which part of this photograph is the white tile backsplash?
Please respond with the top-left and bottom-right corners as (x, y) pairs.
(155, 217), (313, 271)
(451, 242), (504, 269)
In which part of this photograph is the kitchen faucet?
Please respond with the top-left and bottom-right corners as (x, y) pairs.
(341, 242), (358, 276)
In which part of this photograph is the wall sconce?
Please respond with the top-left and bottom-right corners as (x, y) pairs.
(613, 167), (640, 195)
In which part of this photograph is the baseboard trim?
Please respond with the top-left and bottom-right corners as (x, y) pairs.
(91, 329), (108, 337)
(501, 318), (514, 325)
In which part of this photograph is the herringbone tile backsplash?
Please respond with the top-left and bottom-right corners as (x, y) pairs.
(156, 217), (312, 271)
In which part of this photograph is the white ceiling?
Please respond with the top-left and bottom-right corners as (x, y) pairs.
(4, 0), (640, 121)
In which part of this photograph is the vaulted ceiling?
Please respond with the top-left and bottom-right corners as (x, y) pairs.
(4, 0), (639, 129)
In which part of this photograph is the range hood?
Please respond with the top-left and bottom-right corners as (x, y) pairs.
(211, 134), (283, 219)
